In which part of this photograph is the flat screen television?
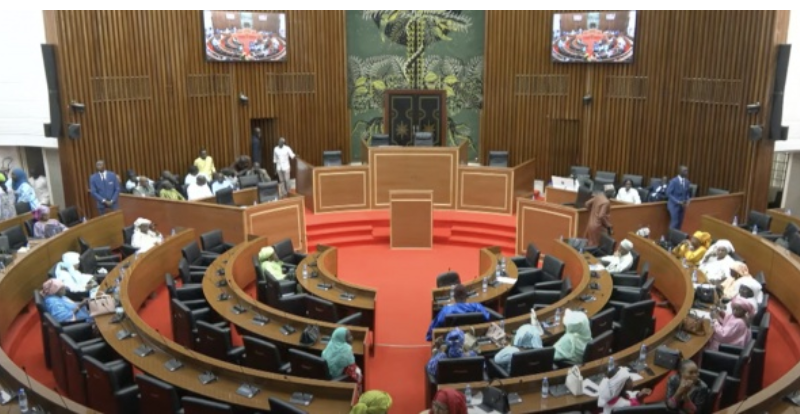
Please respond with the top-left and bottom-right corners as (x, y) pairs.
(203, 11), (287, 62)
(551, 11), (636, 63)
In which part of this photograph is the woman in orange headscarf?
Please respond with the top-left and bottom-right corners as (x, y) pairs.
(672, 231), (711, 266)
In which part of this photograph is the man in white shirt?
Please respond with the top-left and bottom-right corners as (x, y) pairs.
(601, 239), (635, 273)
(615, 179), (641, 204)
(187, 176), (213, 201)
(273, 137), (296, 197)
(131, 218), (163, 253)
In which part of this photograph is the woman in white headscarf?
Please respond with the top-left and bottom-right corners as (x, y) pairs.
(55, 251), (97, 295)
(727, 276), (763, 313)
(597, 367), (652, 413)
(699, 240), (736, 283)
(131, 218), (163, 253)
(493, 324), (544, 373)
(554, 309), (592, 363)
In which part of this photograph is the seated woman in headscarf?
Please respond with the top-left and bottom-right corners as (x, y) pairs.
(427, 328), (477, 378)
(55, 251), (97, 296)
(724, 262), (751, 300)
(41, 278), (92, 323)
(554, 309), (592, 363)
(32, 206), (67, 239)
(426, 284), (491, 341)
(597, 367), (652, 413)
(672, 231), (711, 266)
(322, 327), (356, 379)
(350, 390), (392, 414)
(698, 239), (736, 283)
(493, 324), (543, 373)
(259, 246), (287, 280)
(131, 218), (163, 253)
(157, 180), (185, 201)
(727, 276), (762, 314)
(600, 239), (635, 273)
(429, 388), (468, 414)
(11, 168), (40, 211)
(708, 297), (754, 350)
(0, 174), (16, 221)
(666, 360), (710, 413)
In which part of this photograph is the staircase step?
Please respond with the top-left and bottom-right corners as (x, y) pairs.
(450, 225), (516, 240)
(306, 224), (374, 239)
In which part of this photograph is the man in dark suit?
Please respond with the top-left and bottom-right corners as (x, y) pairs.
(251, 127), (263, 165)
(89, 160), (120, 215)
(666, 166), (691, 230)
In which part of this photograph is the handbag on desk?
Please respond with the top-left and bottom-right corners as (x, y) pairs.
(463, 327), (477, 351)
(485, 323), (505, 345)
(88, 294), (116, 317)
(654, 346), (683, 370)
(682, 311), (706, 335)
(694, 284), (717, 305)
(299, 325), (320, 346)
(566, 365), (584, 396)
(481, 380), (510, 414)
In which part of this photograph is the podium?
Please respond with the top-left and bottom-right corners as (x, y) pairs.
(390, 190), (433, 249)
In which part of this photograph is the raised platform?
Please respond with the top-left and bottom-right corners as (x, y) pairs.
(305, 209), (517, 253)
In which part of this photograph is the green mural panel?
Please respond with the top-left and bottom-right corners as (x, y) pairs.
(346, 11), (485, 161)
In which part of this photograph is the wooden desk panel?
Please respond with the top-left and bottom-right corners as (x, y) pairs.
(516, 199), (580, 255)
(457, 167), (512, 214)
(313, 166), (369, 213)
(512, 159), (536, 201)
(98, 231), (356, 413)
(390, 191), (433, 249)
(295, 158), (315, 211)
(0, 213), (124, 413)
(369, 147), (457, 209)
(244, 196), (306, 253)
(767, 208), (800, 234)
(198, 188), (258, 207)
(683, 193), (744, 233)
(545, 186), (577, 205)
(120, 194), (245, 243)
(207, 239), (369, 354)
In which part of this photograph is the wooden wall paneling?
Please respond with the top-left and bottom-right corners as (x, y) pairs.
(480, 11), (787, 212)
(47, 11), (348, 216)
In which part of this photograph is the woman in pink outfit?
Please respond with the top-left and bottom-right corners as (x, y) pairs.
(708, 297), (754, 350)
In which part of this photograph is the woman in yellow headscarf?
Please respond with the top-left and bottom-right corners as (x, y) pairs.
(350, 390), (392, 414)
(673, 231), (711, 266)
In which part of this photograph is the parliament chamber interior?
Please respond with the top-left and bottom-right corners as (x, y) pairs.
(3, 9), (800, 415)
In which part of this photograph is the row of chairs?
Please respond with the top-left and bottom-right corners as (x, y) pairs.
(570, 165), (730, 198)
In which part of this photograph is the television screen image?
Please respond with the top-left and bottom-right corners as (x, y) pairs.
(203, 11), (287, 62)
(551, 11), (636, 63)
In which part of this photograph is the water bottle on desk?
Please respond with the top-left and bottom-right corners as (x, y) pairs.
(500, 320), (505, 333)
(787, 208), (792, 216)
(681, 258), (688, 269)
(607, 356), (615, 373)
(752, 225), (758, 235)
(541, 377), (549, 399)
(732, 215), (738, 225)
(81, 216), (87, 224)
(554, 307), (562, 325)
(464, 384), (472, 404)
(495, 263), (501, 279)
(450, 285), (455, 300)
(302, 264), (308, 280)
(500, 258), (507, 275)
(18, 388), (29, 413)
(639, 344), (647, 363)
(692, 269), (698, 284)
(482, 277), (488, 293)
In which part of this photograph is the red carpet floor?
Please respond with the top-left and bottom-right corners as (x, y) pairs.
(4, 209), (800, 413)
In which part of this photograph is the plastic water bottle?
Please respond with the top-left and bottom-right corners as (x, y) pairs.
(691, 269), (698, 283)
(464, 384), (473, 404)
(302, 264), (308, 280)
(660, 235), (666, 244)
(554, 307), (562, 325)
(607, 356), (615, 373)
(787, 208), (792, 216)
(18, 388), (29, 413)
(559, 235), (564, 241)
(530, 308), (536, 325)
(541, 377), (549, 399)
(81, 216), (87, 224)
(500, 258), (507, 274)
(639, 344), (647, 363)
(170, 228), (176, 236)
(681, 258), (688, 269)
(482, 277), (488, 293)
(253, 200), (257, 206)
(752, 225), (758, 235)
(500, 320), (505, 332)
(495, 263), (501, 278)
(732, 215), (738, 225)
(450, 285), (455, 300)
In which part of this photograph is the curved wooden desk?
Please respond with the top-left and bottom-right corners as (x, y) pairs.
(96, 230), (356, 413)
(431, 242), (613, 354)
(439, 233), (711, 413)
(0, 211), (123, 414)
(430, 247), (516, 315)
(204, 237), (369, 356)
(767, 208), (799, 235)
(701, 215), (800, 413)
(295, 247), (377, 328)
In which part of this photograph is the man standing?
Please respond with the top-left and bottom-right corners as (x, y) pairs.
(584, 189), (613, 246)
(667, 166), (692, 230)
(273, 137), (295, 197)
(89, 160), (120, 214)
(193, 148), (216, 180)
(251, 127), (263, 165)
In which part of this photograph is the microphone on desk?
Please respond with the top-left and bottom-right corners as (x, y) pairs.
(126, 313), (155, 358)
(180, 340), (218, 385)
(154, 329), (183, 372)
(235, 363), (260, 398)
(250, 306), (270, 326)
